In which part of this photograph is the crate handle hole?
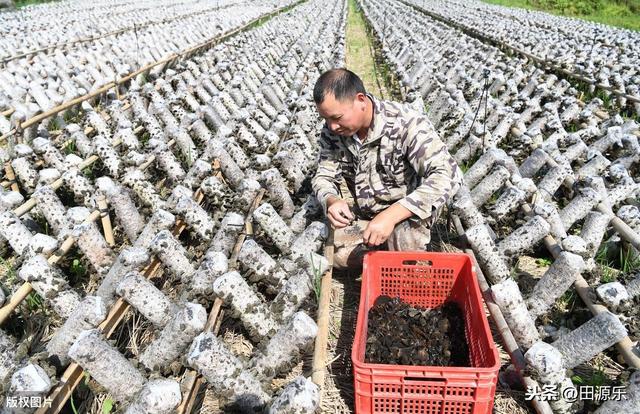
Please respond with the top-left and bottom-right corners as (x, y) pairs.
(402, 259), (432, 266)
(404, 376), (446, 383)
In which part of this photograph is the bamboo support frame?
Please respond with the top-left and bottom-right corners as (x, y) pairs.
(545, 157), (640, 252)
(0, 209), (101, 324)
(0, 1), (236, 65)
(9, 3), (311, 411)
(474, 165), (640, 370)
(1, 126), (187, 325)
(452, 214), (553, 414)
(518, 201), (640, 369)
(177, 188), (266, 414)
(0, 1), (305, 144)
(35, 190), (204, 414)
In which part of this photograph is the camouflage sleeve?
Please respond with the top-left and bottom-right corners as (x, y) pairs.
(311, 128), (342, 212)
(398, 115), (463, 221)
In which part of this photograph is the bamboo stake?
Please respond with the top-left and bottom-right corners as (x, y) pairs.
(96, 194), (115, 247)
(0, 284), (34, 324)
(3, 162), (19, 192)
(176, 300), (224, 414)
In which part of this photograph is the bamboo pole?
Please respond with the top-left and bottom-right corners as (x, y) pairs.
(311, 228), (334, 389)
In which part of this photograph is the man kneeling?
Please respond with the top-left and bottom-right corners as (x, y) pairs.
(311, 68), (463, 268)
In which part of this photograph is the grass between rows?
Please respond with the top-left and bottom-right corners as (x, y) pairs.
(345, 0), (384, 97)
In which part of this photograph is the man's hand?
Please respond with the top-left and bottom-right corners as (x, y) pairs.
(363, 203), (414, 247)
(362, 213), (396, 246)
(326, 196), (354, 228)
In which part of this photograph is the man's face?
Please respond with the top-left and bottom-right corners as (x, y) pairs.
(316, 92), (366, 136)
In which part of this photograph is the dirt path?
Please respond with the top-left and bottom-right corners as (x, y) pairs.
(345, 0), (387, 99)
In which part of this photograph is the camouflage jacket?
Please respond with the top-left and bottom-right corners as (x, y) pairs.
(311, 94), (463, 224)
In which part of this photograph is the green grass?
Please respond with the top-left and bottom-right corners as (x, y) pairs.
(82, 167), (95, 181)
(556, 289), (578, 312)
(460, 151), (481, 173)
(102, 397), (114, 414)
(482, 0), (640, 31)
(48, 117), (62, 132)
(595, 244), (640, 283)
(535, 257), (553, 267)
(64, 140), (78, 156)
(572, 368), (608, 386)
(63, 108), (80, 124)
(15, 0), (58, 7)
(25, 292), (44, 311)
(596, 244), (618, 282)
(310, 254), (323, 301)
(139, 131), (151, 147)
(70, 258), (87, 282)
(619, 246), (640, 273)
(346, 0), (404, 101)
(70, 393), (79, 414)
(0, 257), (17, 285)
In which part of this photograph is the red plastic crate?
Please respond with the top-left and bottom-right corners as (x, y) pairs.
(352, 251), (501, 414)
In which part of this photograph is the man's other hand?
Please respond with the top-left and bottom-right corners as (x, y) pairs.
(363, 203), (414, 247)
(362, 213), (396, 246)
(326, 196), (354, 228)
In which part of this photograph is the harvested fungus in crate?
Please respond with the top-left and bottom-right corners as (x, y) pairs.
(365, 295), (470, 367)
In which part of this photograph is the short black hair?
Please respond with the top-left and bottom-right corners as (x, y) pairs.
(313, 68), (366, 104)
